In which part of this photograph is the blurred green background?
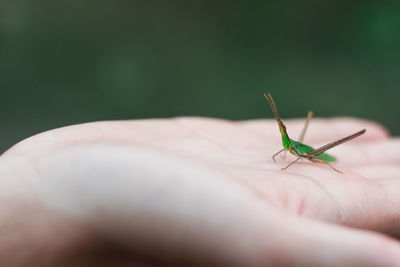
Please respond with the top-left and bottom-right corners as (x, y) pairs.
(0, 1), (399, 152)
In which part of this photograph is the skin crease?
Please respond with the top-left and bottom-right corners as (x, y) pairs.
(0, 117), (400, 266)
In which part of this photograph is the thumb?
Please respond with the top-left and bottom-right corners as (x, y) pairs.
(269, 215), (400, 267)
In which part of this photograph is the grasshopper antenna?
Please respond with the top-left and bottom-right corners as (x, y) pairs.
(264, 93), (288, 136)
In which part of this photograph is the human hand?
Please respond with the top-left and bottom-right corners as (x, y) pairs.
(0, 117), (399, 266)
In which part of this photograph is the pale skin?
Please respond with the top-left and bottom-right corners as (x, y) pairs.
(0, 117), (400, 266)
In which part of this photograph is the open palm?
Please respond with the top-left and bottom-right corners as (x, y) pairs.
(1, 117), (400, 266)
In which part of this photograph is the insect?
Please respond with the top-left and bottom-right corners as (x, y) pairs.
(264, 93), (366, 173)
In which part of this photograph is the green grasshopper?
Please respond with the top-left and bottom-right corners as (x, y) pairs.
(264, 93), (366, 173)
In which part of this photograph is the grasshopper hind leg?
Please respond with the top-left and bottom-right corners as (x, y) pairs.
(321, 160), (342, 173)
(298, 111), (313, 143)
(280, 154), (343, 173)
(308, 155), (342, 173)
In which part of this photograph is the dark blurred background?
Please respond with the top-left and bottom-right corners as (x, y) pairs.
(0, 1), (399, 152)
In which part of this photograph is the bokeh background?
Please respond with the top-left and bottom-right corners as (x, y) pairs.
(0, 1), (399, 152)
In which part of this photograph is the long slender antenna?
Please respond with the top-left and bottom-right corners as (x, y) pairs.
(264, 93), (288, 136)
(298, 111), (313, 143)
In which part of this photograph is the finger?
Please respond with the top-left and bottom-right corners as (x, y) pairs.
(351, 164), (400, 181)
(329, 138), (400, 166)
(240, 117), (389, 144)
(277, 215), (400, 267)
(350, 163), (400, 237)
(4, 117), (262, 158)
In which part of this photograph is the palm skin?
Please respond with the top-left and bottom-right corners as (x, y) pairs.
(0, 117), (399, 266)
